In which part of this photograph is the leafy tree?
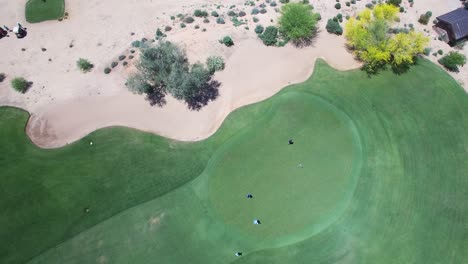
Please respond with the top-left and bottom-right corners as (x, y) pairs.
(259, 26), (278, 46)
(126, 41), (221, 108)
(438, 52), (467, 72)
(278, 3), (319, 44)
(221, 36), (234, 46)
(76, 58), (94, 72)
(326, 19), (343, 35)
(344, 3), (428, 74)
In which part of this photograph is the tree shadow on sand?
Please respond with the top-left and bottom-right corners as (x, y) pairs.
(185, 80), (221, 111)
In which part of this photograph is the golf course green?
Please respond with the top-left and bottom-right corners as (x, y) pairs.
(25, 0), (65, 23)
(0, 59), (467, 264)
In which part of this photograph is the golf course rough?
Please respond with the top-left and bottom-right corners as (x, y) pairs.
(25, 0), (65, 23)
(0, 59), (467, 264)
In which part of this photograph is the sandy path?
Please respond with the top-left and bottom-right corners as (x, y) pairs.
(1, 0), (465, 148)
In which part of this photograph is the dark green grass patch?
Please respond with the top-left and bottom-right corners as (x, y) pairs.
(26, 0), (65, 23)
(1, 59), (467, 264)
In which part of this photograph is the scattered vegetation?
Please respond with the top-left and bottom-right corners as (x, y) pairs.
(111, 61), (118, 68)
(180, 23), (186, 28)
(126, 41), (220, 109)
(438, 52), (467, 72)
(251, 8), (260, 15)
(184, 16), (195, 23)
(211, 11), (219, 17)
(104, 67), (111, 74)
(11, 77), (30, 93)
(76, 58), (94, 72)
(194, 9), (208, 17)
(255, 24), (265, 34)
(335, 3), (341, 9)
(278, 3), (319, 45)
(345, 4), (429, 74)
(253, 16), (259, 22)
(386, 0), (402, 6)
(216, 17), (225, 24)
(131, 40), (141, 48)
(118, 55), (126, 61)
(418, 11), (432, 25)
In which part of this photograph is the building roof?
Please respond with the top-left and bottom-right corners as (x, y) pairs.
(436, 8), (468, 41)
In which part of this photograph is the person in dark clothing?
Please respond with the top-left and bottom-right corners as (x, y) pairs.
(288, 139), (294, 145)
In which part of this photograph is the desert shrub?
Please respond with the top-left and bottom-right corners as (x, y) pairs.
(129, 55), (134, 59)
(399, 6), (404, 12)
(423, 47), (431, 56)
(346, 2), (351, 6)
(270, 1), (277, 7)
(111, 61), (118, 68)
(194, 9), (208, 17)
(131, 40), (141, 48)
(255, 24), (265, 34)
(232, 17), (245, 27)
(253, 16), (259, 22)
(260, 3), (266, 8)
(438, 51), (467, 72)
(170, 16), (175, 20)
(130, 49), (135, 54)
(156, 28), (166, 38)
(438, 49), (443, 55)
(180, 23), (186, 28)
(119, 55), (126, 61)
(279, 0), (289, 3)
(211, 11), (219, 17)
(259, 26), (278, 46)
(11, 77), (29, 93)
(303, 0), (310, 3)
(326, 19), (343, 35)
(203, 18), (209, 23)
(216, 17), (225, 24)
(123, 61), (128, 66)
(418, 14), (429, 25)
(335, 3), (341, 9)
(0, 73), (5, 82)
(386, 0), (402, 6)
(77, 58), (94, 72)
(220, 36), (234, 46)
(202, 28), (207, 32)
(228, 10), (237, 16)
(104, 67), (111, 74)
(365, 3), (374, 9)
(239, 11), (246, 17)
(206, 56), (225, 74)
(195, 25), (200, 29)
(278, 3), (319, 44)
(126, 41), (220, 109)
(184, 16), (195, 23)
(251, 8), (260, 14)
(165, 26), (172, 31)
(260, 8), (267, 14)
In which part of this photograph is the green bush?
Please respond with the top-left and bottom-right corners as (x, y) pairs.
(255, 24), (265, 34)
(203, 18), (210, 23)
(438, 49), (443, 55)
(418, 14), (430, 25)
(180, 23), (186, 28)
(131, 40), (141, 48)
(184, 16), (195, 23)
(326, 19), (343, 35)
(228, 10), (237, 16)
(251, 8), (260, 14)
(253, 16), (259, 22)
(260, 8), (267, 14)
(156, 28), (166, 38)
(259, 26), (278, 46)
(77, 58), (94, 72)
(279, 0), (289, 3)
(216, 17), (225, 24)
(221, 36), (234, 47)
(104, 67), (111, 74)
(211, 11), (219, 17)
(0, 73), (5, 82)
(239, 11), (246, 17)
(386, 0), (402, 6)
(335, 3), (341, 9)
(423, 47), (431, 56)
(194, 9), (208, 17)
(271, 1), (277, 7)
(438, 51), (467, 72)
(111, 61), (118, 68)
(165, 26), (172, 32)
(170, 16), (175, 20)
(232, 17), (245, 27)
(119, 55), (126, 61)
(346, 2), (350, 6)
(11, 77), (29, 93)
(278, 3), (319, 44)
(206, 56), (225, 74)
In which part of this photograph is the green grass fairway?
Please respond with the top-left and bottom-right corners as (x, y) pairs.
(25, 0), (64, 23)
(0, 59), (467, 264)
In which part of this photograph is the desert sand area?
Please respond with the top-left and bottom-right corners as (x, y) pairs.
(0, 0), (467, 148)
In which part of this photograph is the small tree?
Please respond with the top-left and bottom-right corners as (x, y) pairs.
(206, 56), (225, 74)
(438, 52), (467, 72)
(77, 58), (94, 72)
(259, 26), (278, 46)
(326, 19), (343, 35)
(11, 77), (29, 93)
(278, 3), (319, 45)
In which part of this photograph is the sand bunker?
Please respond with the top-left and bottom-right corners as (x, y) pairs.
(0, 0), (466, 148)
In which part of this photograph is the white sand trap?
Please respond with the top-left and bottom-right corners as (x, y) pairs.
(0, 0), (465, 148)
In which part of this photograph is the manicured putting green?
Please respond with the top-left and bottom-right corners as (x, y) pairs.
(26, 0), (65, 23)
(209, 93), (361, 245)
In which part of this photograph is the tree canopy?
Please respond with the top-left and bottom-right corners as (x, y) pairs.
(278, 3), (319, 45)
(127, 41), (221, 109)
(344, 3), (428, 74)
